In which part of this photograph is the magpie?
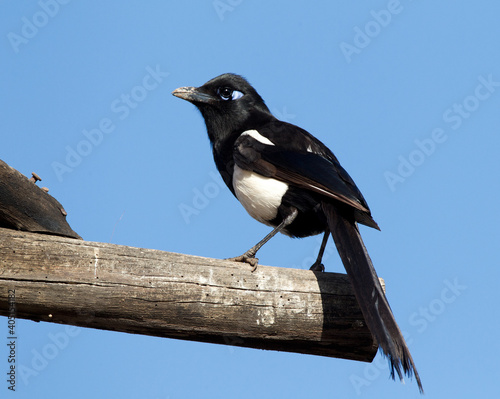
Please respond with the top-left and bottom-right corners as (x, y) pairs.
(172, 73), (423, 392)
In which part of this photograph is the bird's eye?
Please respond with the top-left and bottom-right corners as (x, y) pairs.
(218, 87), (243, 101)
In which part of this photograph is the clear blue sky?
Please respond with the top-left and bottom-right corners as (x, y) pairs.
(2, 1), (500, 398)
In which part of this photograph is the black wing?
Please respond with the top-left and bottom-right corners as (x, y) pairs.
(233, 123), (379, 229)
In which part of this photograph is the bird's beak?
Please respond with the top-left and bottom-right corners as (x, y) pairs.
(172, 86), (214, 104)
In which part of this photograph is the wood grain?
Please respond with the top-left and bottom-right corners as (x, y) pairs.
(0, 227), (377, 362)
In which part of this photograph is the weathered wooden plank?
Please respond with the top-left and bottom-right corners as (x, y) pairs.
(0, 159), (81, 239)
(0, 227), (378, 361)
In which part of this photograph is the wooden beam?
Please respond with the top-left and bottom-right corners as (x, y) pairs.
(0, 227), (378, 362)
(0, 160), (81, 239)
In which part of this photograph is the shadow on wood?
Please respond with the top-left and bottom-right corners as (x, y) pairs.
(0, 227), (378, 362)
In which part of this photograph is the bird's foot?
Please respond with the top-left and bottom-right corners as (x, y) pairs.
(226, 253), (259, 272)
(309, 260), (325, 272)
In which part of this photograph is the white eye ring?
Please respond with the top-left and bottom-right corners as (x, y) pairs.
(218, 87), (244, 101)
(231, 90), (244, 100)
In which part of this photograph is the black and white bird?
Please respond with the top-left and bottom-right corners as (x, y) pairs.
(172, 73), (423, 392)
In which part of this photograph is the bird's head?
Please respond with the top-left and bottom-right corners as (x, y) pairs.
(172, 73), (271, 144)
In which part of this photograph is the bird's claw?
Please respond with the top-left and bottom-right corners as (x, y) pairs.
(309, 261), (325, 272)
(226, 254), (259, 272)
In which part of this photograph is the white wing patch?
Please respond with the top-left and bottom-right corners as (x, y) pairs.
(233, 165), (288, 224)
(241, 130), (275, 146)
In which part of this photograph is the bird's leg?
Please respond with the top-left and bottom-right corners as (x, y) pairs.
(309, 231), (330, 272)
(227, 208), (298, 272)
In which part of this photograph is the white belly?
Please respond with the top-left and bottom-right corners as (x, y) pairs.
(232, 165), (288, 225)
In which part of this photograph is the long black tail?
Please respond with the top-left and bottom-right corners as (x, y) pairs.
(322, 202), (423, 393)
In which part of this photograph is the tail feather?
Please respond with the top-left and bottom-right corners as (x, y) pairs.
(322, 202), (423, 393)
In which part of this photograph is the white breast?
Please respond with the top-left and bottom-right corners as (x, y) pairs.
(232, 165), (288, 225)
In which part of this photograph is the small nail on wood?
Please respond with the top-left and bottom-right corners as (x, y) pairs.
(29, 172), (42, 184)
